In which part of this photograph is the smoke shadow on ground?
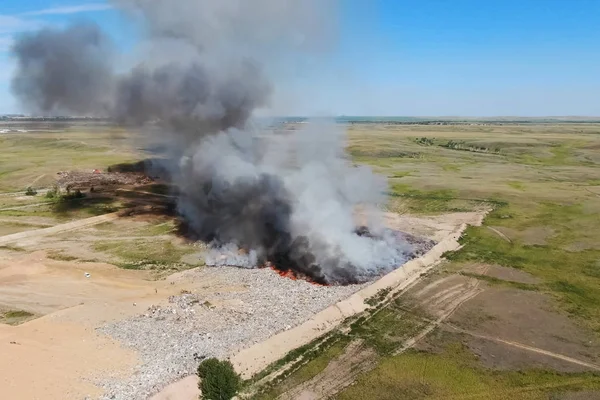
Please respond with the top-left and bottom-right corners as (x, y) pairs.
(52, 195), (118, 216)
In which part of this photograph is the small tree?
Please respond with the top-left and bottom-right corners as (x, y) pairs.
(46, 186), (59, 199)
(197, 358), (240, 400)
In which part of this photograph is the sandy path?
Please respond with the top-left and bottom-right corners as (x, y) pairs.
(0, 212), (121, 246)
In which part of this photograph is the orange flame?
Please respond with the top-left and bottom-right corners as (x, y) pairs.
(264, 262), (329, 286)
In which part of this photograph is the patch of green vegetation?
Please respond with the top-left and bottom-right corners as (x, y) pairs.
(337, 341), (600, 400)
(349, 147), (421, 159)
(507, 181), (526, 191)
(46, 250), (79, 262)
(197, 358), (241, 400)
(512, 141), (591, 167)
(349, 298), (427, 355)
(441, 140), (501, 154)
(387, 184), (479, 214)
(3, 310), (33, 318)
(51, 195), (121, 217)
(0, 205), (57, 219)
(414, 137), (435, 146)
(135, 221), (177, 236)
(251, 339), (350, 400)
(0, 309), (35, 325)
(442, 164), (461, 172)
(248, 333), (340, 386)
(390, 171), (412, 179)
(390, 184), (458, 201)
(365, 288), (392, 307)
(45, 187), (58, 199)
(446, 209), (600, 332)
(0, 129), (139, 191)
(93, 239), (195, 269)
(137, 183), (173, 195)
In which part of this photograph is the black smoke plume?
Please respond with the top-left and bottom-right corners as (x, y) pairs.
(10, 0), (414, 285)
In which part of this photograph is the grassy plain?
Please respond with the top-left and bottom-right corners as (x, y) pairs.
(0, 125), (138, 192)
(252, 122), (600, 399)
(349, 123), (600, 332)
(2, 121), (600, 398)
(0, 125), (200, 269)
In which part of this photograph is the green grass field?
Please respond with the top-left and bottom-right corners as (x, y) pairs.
(2, 122), (600, 398)
(0, 127), (139, 192)
(249, 122), (600, 399)
(348, 123), (600, 333)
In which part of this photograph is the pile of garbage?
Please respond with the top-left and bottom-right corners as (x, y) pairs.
(56, 170), (153, 190)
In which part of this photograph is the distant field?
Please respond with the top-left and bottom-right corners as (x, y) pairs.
(0, 125), (202, 271)
(0, 125), (140, 192)
(250, 122), (600, 399)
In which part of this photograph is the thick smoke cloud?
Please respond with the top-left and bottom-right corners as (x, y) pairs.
(11, 23), (113, 116)
(10, 0), (413, 285)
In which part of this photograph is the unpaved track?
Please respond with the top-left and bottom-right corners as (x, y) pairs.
(278, 340), (376, 400)
(486, 226), (512, 243)
(0, 201), (53, 212)
(276, 272), (486, 400)
(444, 323), (600, 372)
(393, 276), (484, 356)
(0, 212), (122, 246)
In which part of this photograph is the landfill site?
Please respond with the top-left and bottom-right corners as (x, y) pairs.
(0, 155), (486, 399)
(2, 0), (600, 400)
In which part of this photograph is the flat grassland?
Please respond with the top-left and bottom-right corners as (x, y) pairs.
(250, 123), (600, 400)
(0, 125), (201, 271)
(2, 122), (600, 399)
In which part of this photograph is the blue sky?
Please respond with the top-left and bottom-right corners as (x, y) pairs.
(1, 0), (599, 116)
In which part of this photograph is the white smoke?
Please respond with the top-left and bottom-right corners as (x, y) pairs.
(10, 0), (416, 284)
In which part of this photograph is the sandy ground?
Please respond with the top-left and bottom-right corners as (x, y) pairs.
(0, 210), (484, 400)
(0, 251), (197, 400)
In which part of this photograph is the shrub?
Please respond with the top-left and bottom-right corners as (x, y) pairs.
(197, 358), (240, 400)
(46, 186), (59, 199)
(25, 187), (37, 196)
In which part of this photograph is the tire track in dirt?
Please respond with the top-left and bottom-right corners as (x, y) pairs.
(486, 226), (512, 243)
(277, 274), (487, 400)
(393, 275), (484, 355)
(278, 340), (376, 400)
(444, 323), (600, 372)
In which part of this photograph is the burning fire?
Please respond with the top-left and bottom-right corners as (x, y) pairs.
(264, 262), (329, 286)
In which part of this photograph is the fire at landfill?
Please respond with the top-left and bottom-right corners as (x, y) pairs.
(9, 0), (431, 285)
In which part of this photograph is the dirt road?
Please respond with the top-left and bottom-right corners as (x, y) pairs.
(0, 212), (121, 246)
